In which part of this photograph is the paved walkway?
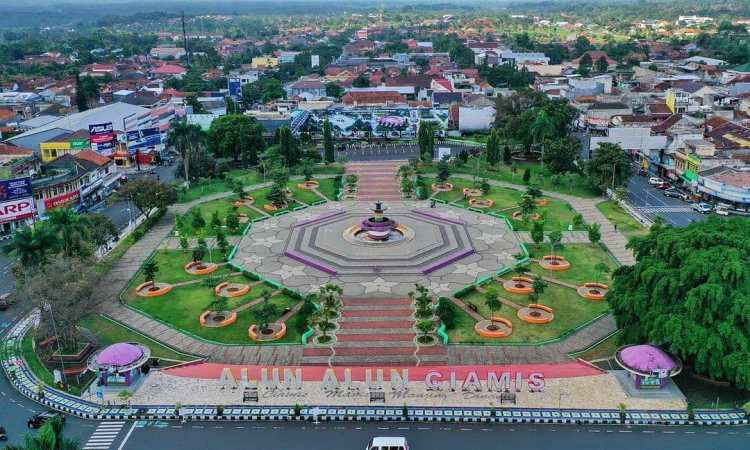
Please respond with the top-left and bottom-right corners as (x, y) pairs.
(516, 231), (590, 245)
(347, 161), (402, 201)
(451, 174), (636, 265)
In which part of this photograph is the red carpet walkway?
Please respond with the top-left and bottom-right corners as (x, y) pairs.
(347, 161), (403, 201)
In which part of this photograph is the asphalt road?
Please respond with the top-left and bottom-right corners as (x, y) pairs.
(627, 175), (707, 227)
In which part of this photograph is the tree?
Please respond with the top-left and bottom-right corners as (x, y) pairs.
(6, 225), (57, 269)
(225, 212), (240, 232)
(485, 129), (501, 166)
(418, 121), (434, 163)
(586, 143), (633, 192)
(522, 168), (531, 184)
(255, 291), (278, 333)
(578, 53), (593, 76)
(352, 74), (370, 88)
(595, 55), (609, 74)
(416, 319), (435, 342)
(484, 288), (502, 320)
(85, 213), (118, 249)
(547, 230), (563, 257)
(233, 179), (245, 199)
(207, 115), (265, 164)
(169, 121), (206, 188)
(530, 110), (552, 172)
(75, 74), (88, 112)
(518, 194), (537, 220)
(530, 276), (547, 302)
(115, 179), (178, 219)
(323, 118), (335, 163)
(530, 220), (545, 247)
(242, 77), (285, 104)
(502, 145), (512, 165)
(18, 256), (98, 351)
(6, 414), (80, 450)
(588, 223), (602, 245)
(436, 157), (451, 184)
(277, 126), (300, 167)
(142, 260), (158, 284)
(191, 209), (206, 231)
(594, 262), (610, 284)
(192, 245), (205, 262)
(545, 136), (581, 174)
(607, 218), (750, 389)
(47, 209), (91, 258)
(325, 82), (345, 99)
(179, 235), (189, 252)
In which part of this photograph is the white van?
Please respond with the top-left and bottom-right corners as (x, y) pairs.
(366, 437), (410, 450)
(715, 204), (730, 216)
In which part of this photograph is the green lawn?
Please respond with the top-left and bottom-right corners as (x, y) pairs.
(419, 159), (601, 198)
(79, 315), (198, 363)
(570, 330), (621, 361)
(177, 196), (264, 237)
(288, 183), (325, 205)
(20, 333), (91, 396)
(431, 177), (584, 232)
(526, 244), (619, 285)
(596, 200), (649, 239)
(316, 178), (339, 201)
(133, 250), (233, 285)
(449, 278), (609, 344)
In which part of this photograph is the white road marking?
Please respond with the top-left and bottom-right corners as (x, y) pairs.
(116, 422), (137, 450)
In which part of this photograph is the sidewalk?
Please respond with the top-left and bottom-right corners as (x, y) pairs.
(451, 174), (636, 265)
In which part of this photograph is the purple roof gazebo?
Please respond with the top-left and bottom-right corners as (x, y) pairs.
(87, 342), (151, 387)
(615, 344), (682, 389)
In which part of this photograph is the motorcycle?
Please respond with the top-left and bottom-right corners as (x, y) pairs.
(0, 425), (7, 440)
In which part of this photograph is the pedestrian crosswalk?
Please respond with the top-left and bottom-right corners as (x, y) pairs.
(83, 421), (126, 450)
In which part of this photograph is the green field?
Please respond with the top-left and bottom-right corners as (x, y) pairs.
(526, 244), (619, 285)
(132, 250), (233, 285)
(596, 200), (649, 239)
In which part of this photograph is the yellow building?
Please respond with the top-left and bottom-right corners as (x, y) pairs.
(40, 130), (91, 162)
(251, 56), (279, 69)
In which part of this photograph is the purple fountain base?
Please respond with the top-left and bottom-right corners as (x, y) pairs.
(422, 248), (475, 274)
(284, 250), (338, 275)
(360, 218), (396, 232)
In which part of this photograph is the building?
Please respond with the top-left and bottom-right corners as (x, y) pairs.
(152, 64), (187, 79)
(278, 51), (302, 65)
(251, 56), (279, 69)
(696, 166), (750, 209)
(285, 78), (327, 101)
(149, 47), (186, 59)
(0, 143), (34, 166)
(39, 129), (91, 162)
(341, 91), (407, 107)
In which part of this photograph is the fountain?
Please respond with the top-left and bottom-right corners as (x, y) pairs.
(343, 201), (413, 245)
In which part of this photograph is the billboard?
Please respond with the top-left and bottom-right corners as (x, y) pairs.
(228, 78), (242, 99)
(0, 176), (33, 202)
(89, 122), (116, 156)
(0, 197), (34, 224)
(126, 127), (162, 151)
(44, 190), (79, 210)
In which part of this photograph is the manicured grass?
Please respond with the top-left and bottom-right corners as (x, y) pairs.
(674, 372), (750, 409)
(431, 177), (584, 232)
(316, 178), (339, 201)
(526, 243), (619, 285)
(570, 330), (621, 361)
(21, 333), (89, 396)
(596, 200), (649, 239)
(288, 183), (325, 205)
(419, 159), (601, 198)
(133, 250), (233, 285)
(79, 315), (198, 363)
(177, 196), (262, 237)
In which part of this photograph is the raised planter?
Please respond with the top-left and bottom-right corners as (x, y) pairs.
(214, 281), (251, 298)
(468, 198), (494, 208)
(462, 187), (484, 197)
(200, 310), (238, 328)
(538, 255), (571, 271)
(577, 282), (609, 301)
(502, 276), (534, 295)
(184, 260), (219, 275)
(135, 281), (173, 297)
(512, 211), (542, 221)
(298, 180), (320, 190)
(517, 304), (555, 324)
(248, 322), (287, 342)
(536, 199), (549, 207)
(475, 317), (513, 338)
(431, 182), (454, 193)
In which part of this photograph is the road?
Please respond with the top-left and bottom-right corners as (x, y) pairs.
(627, 175), (706, 227)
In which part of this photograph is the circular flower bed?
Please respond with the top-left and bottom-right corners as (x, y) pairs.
(431, 182), (454, 192)
(298, 180), (320, 190)
(468, 198), (494, 208)
(312, 334), (337, 346)
(577, 282), (609, 301)
(536, 199), (549, 207)
(511, 211), (542, 221)
(538, 255), (571, 271)
(248, 322), (287, 342)
(199, 310), (238, 328)
(415, 334), (437, 346)
(462, 187), (484, 197)
(214, 281), (251, 298)
(238, 213), (250, 224)
(502, 276), (534, 295)
(474, 317), (513, 338)
(184, 260), (219, 275)
(135, 281), (172, 297)
(517, 304), (554, 324)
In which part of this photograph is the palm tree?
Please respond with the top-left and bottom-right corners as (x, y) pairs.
(530, 110), (552, 173)
(142, 260), (158, 284)
(6, 225), (57, 268)
(48, 208), (90, 257)
(484, 288), (502, 321)
(170, 121), (205, 188)
(6, 415), (80, 450)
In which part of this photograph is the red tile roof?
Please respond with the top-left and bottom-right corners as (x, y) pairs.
(341, 91), (406, 105)
(74, 150), (111, 166)
(0, 142), (34, 156)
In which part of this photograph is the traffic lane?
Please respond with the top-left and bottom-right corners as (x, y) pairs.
(627, 177), (706, 226)
(0, 252), (15, 295)
(122, 420), (750, 450)
(96, 199), (134, 231)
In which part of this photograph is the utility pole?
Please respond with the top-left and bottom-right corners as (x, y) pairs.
(182, 11), (190, 68)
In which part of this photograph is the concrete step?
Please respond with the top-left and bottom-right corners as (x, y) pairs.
(415, 345), (448, 355)
(338, 316), (414, 323)
(343, 304), (413, 311)
(336, 327), (414, 335)
(302, 347), (334, 357)
(342, 309), (413, 318)
(337, 333), (415, 342)
(338, 320), (413, 329)
(332, 346), (417, 356)
(329, 355), (417, 364)
(343, 298), (412, 306)
(333, 340), (419, 348)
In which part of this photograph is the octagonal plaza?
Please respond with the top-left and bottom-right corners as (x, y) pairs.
(231, 201), (523, 297)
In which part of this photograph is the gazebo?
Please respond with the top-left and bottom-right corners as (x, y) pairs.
(87, 342), (151, 387)
(615, 344), (682, 389)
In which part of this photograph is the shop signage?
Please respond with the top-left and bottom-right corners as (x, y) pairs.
(44, 190), (80, 210)
(70, 138), (91, 150)
(89, 122), (114, 144)
(0, 176), (33, 201)
(126, 127), (162, 150)
(0, 197), (34, 223)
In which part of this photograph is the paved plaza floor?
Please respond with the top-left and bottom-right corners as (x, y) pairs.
(232, 201), (524, 297)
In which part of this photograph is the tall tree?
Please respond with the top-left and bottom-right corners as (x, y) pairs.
(418, 121), (434, 163)
(115, 179), (178, 219)
(323, 118), (335, 163)
(5, 414), (80, 450)
(595, 55), (609, 74)
(169, 121), (205, 188)
(545, 136), (581, 174)
(485, 129), (501, 166)
(47, 209), (91, 258)
(277, 126), (299, 167)
(586, 143), (633, 192)
(530, 110), (552, 172)
(207, 114), (265, 164)
(608, 218), (750, 389)
(6, 225), (57, 269)
(578, 53), (593, 76)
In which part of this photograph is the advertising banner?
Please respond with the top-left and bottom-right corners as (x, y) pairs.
(126, 127), (162, 151)
(0, 176), (33, 201)
(88, 122), (115, 144)
(0, 197), (34, 224)
(44, 190), (80, 210)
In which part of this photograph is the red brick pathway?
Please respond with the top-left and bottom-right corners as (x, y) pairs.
(346, 162), (403, 201)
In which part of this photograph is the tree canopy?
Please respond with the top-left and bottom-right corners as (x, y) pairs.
(608, 218), (750, 389)
(586, 143), (633, 192)
(115, 179), (178, 218)
(207, 114), (266, 164)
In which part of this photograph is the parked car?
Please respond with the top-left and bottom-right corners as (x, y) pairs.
(655, 182), (671, 190)
(27, 411), (64, 429)
(663, 188), (689, 200)
(638, 168), (649, 177)
(715, 204), (730, 216)
(648, 177), (664, 186)
(119, 174), (128, 183)
(366, 437), (409, 450)
(692, 202), (713, 214)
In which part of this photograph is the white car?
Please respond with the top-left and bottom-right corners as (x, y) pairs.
(648, 177), (665, 186)
(366, 437), (409, 450)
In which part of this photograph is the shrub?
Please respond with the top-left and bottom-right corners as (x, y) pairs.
(436, 299), (456, 330)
